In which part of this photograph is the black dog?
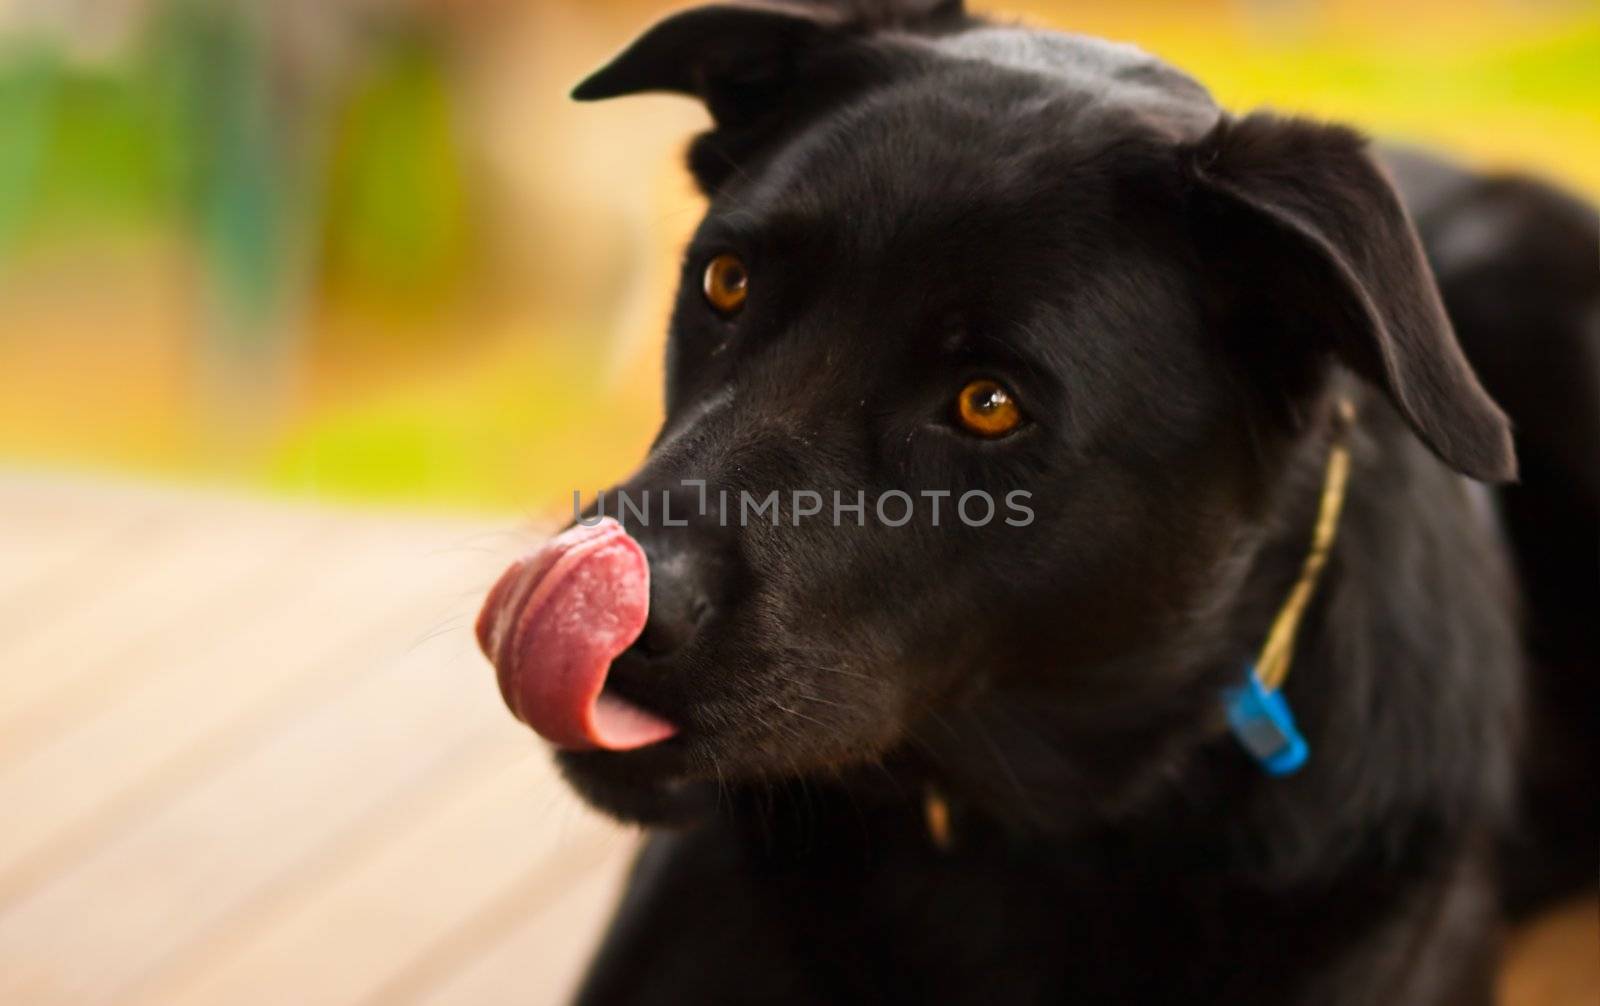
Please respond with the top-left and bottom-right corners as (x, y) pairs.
(477, 2), (1599, 1001)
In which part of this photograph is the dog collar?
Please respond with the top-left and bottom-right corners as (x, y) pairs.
(1225, 399), (1355, 776)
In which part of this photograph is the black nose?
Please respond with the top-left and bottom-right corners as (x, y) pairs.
(629, 545), (714, 659)
(587, 479), (729, 662)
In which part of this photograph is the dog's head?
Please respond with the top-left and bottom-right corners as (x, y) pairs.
(479, 1), (1513, 826)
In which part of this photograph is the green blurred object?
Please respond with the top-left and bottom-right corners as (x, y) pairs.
(0, 43), (61, 260)
(149, 0), (289, 349)
(321, 30), (473, 315)
(0, 39), (168, 257)
(0, 0), (473, 338)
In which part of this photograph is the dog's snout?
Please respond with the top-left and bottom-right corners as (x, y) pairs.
(633, 547), (714, 659)
(599, 479), (732, 663)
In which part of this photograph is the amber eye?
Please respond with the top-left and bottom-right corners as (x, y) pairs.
(955, 379), (1023, 438)
(702, 254), (749, 315)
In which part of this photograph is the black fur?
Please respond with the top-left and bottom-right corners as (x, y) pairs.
(535, 3), (1599, 1001)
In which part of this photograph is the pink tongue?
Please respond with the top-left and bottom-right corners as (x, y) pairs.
(475, 518), (677, 751)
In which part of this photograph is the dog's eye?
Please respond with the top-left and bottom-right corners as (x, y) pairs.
(955, 379), (1023, 438)
(702, 254), (749, 316)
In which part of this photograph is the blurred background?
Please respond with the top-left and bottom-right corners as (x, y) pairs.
(0, 1), (1595, 1003)
(0, 0), (1595, 515)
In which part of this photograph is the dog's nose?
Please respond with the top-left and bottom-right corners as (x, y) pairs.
(588, 479), (727, 662)
(631, 546), (714, 659)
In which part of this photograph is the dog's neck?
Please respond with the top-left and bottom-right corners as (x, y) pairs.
(884, 390), (1360, 820)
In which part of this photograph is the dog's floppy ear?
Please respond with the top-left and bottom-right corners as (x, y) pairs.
(573, 2), (966, 192)
(1185, 113), (1516, 483)
(572, 4), (844, 120)
(572, 2), (964, 111)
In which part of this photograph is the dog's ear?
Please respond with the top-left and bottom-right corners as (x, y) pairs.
(572, 2), (966, 112)
(1185, 113), (1516, 483)
(572, 4), (843, 118)
(573, 2), (966, 192)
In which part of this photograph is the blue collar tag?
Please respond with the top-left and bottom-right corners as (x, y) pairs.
(1224, 665), (1309, 776)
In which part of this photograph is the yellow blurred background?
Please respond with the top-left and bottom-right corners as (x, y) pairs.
(1, 0), (1596, 516)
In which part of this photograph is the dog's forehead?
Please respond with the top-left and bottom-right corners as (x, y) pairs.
(750, 86), (1063, 217)
(929, 26), (1220, 140)
(724, 28), (1217, 242)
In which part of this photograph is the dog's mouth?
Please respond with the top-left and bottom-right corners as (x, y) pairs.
(475, 518), (679, 751)
(475, 516), (907, 823)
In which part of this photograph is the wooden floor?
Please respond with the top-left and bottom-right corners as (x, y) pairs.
(0, 472), (1592, 1004)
